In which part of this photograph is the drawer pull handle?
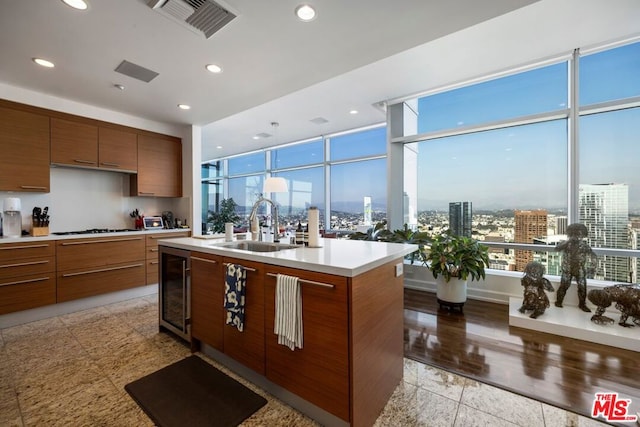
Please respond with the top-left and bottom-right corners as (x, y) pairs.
(223, 262), (256, 272)
(0, 244), (49, 251)
(266, 272), (335, 289)
(74, 159), (97, 165)
(1, 276), (49, 287)
(150, 261), (159, 265)
(20, 185), (48, 190)
(191, 256), (217, 265)
(61, 263), (143, 277)
(100, 162), (120, 167)
(0, 259), (49, 269)
(139, 192), (155, 195)
(150, 248), (158, 252)
(60, 237), (143, 246)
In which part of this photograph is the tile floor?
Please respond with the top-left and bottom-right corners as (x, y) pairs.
(0, 295), (610, 427)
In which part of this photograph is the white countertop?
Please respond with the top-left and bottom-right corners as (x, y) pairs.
(0, 228), (191, 244)
(157, 237), (418, 277)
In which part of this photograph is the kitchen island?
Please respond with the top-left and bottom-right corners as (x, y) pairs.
(157, 237), (417, 427)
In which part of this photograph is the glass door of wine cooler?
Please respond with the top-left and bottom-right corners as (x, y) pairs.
(158, 246), (190, 340)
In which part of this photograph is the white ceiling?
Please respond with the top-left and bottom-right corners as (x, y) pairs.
(1, 0), (639, 161)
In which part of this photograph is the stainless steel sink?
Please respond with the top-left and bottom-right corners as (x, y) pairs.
(212, 241), (300, 252)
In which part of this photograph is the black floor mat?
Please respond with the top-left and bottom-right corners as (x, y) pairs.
(125, 355), (267, 427)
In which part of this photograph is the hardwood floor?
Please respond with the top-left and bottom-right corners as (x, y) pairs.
(403, 288), (640, 425)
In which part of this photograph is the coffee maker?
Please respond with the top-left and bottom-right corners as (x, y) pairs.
(2, 197), (22, 238)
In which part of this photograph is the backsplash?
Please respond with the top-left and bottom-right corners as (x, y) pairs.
(1, 167), (189, 234)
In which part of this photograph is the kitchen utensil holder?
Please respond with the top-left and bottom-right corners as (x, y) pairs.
(31, 226), (49, 237)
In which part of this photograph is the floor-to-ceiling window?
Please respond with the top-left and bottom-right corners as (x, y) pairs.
(329, 126), (387, 231)
(578, 41), (640, 283)
(201, 125), (386, 234)
(394, 39), (640, 280)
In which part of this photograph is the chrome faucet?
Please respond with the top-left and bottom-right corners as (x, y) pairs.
(249, 196), (281, 242)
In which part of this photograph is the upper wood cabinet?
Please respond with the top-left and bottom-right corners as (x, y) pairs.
(50, 119), (138, 172)
(50, 117), (99, 168)
(0, 106), (50, 192)
(98, 127), (137, 172)
(131, 135), (182, 197)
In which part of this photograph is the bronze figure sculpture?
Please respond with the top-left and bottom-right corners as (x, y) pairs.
(588, 284), (640, 327)
(555, 223), (597, 312)
(518, 261), (555, 319)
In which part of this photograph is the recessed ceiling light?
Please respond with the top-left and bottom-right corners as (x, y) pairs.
(114, 84), (125, 91)
(295, 4), (316, 21)
(61, 0), (88, 10)
(252, 135), (260, 140)
(216, 145), (223, 149)
(349, 109), (358, 115)
(206, 64), (223, 74)
(178, 104), (191, 110)
(33, 58), (55, 68)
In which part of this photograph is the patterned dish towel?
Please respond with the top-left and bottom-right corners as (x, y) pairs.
(274, 273), (303, 350)
(224, 263), (246, 332)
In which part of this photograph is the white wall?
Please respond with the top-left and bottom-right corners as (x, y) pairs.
(1, 84), (195, 234)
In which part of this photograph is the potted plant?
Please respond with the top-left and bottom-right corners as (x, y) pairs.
(426, 231), (489, 311)
(348, 221), (430, 264)
(207, 198), (240, 233)
(384, 224), (431, 265)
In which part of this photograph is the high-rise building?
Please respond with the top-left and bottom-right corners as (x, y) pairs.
(448, 202), (472, 237)
(514, 209), (548, 272)
(555, 216), (568, 235)
(579, 183), (630, 282)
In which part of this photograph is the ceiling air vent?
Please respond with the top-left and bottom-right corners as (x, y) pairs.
(148, 0), (237, 39)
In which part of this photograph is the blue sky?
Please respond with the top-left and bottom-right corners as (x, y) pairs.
(416, 42), (640, 212)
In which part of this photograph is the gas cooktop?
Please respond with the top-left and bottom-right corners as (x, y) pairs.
(51, 228), (141, 236)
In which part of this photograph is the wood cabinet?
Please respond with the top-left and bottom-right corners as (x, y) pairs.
(51, 119), (138, 172)
(50, 117), (99, 168)
(56, 235), (145, 302)
(98, 127), (137, 172)
(0, 241), (56, 314)
(190, 251), (224, 351)
(222, 257), (265, 375)
(0, 106), (50, 192)
(145, 232), (190, 285)
(131, 135), (182, 197)
(264, 265), (350, 421)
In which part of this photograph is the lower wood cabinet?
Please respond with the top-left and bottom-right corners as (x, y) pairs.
(56, 235), (145, 302)
(264, 265), (350, 421)
(0, 241), (56, 314)
(222, 257), (265, 375)
(190, 252), (224, 351)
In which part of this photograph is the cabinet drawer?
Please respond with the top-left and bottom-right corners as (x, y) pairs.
(146, 232), (190, 247)
(0, 241), (55, 262)
(57, 236), (145, 271)
(0, 256), (55, 281)
(147, 246), (160, 259)
(146, 258), (159, 285)
(0, 274), (56, 315)
(264, 266), (349, 421)
(57, 261), (145, 302)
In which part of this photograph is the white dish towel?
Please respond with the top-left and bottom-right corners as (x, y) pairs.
(274, 273), (303, 350)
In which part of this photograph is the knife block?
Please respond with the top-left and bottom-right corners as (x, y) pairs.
(31, 223), (49, 237)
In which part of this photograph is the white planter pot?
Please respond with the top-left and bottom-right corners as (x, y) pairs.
(435, 276), (467, 304)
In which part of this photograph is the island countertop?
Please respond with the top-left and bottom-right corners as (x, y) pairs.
(157, 237), (417, 277)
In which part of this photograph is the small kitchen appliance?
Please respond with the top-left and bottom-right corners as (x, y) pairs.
(2, 197), (22, 238)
